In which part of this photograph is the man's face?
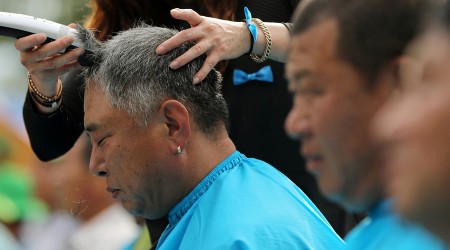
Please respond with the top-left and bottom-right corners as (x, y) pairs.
(84, 84), (182, 219)
(285, 19), (389, 211)
(373, 29), (450, 231)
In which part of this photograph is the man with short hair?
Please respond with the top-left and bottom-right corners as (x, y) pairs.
(373, 1), (450, 245)
(285, 0), (446, 249)
(81, 25), (344, 249)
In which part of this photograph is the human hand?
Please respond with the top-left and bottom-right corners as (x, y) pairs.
(15, 23), (84, 97)
(156, 8), (251, 84)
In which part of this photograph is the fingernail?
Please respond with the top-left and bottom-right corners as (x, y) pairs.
(193, 77), (200, 84)
(63, 36), (74, 45)
(76, 48), (85, 55)
(156, 45), (165, 54)
(170, 61), (178, 69)
(171, 8), (180, 16)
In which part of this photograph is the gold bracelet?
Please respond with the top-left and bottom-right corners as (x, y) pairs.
(250, 18), (272, 63)
(28, 73), (62, 108)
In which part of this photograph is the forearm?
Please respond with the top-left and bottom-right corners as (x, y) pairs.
(251, 22), (290, 63)
(23, 70), (86, 161)
(23, 93), (83, 161)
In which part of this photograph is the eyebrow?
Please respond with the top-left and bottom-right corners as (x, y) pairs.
(287, 69), (311, 81)
(286, 70), (312, 91)
(85, 123), (100, 134)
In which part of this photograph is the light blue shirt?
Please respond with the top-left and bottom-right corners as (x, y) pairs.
(157, 151), (345, 249)
(345, 200), (447, 250)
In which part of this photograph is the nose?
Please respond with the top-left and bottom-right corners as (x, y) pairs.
(285, 99), (312, 141)
(89, 146), (108, 177)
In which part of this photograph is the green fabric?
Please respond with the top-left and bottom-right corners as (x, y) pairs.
(133, 226), (151, 250)
(0, 163), (47, 223)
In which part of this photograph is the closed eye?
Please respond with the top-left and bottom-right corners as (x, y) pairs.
(98, 137), (107, 147)
(299, 87), (325, 96)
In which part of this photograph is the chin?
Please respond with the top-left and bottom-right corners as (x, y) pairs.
(392, 195), (425, 222)
(319, 184), (347, 208)
(321, 187), (373, 213)
(120, 200), (141, 215)
(318, 178), (344, 200)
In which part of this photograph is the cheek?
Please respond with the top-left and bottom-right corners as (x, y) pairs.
(317, 166), (346, 195)
(312, 94), (361, 142)
(112, 143), (154, 187)
(390, 129), (450, 217)
(314, 102), (358, 160)
(104, 143), (128, 169)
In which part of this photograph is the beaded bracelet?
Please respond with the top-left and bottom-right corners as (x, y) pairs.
(28, 73), (62, 108)
(250, 18), (272, 63)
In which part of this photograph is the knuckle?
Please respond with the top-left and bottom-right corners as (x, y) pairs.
(14, 42), (23, 51)
(204, 24), (215, 33)
(204, 23), (220, 34)
(216, 43), (228, 54)
(186, 9), (195, 15)
(27, 69), (36, 75)
(205, 60), (216, 69)
(179, 30), (191, 40)
(34, 50), (47, 60)
(193, 44), (203, 54)
(44, 59), (57, 70)
(19, 55), (29, 66)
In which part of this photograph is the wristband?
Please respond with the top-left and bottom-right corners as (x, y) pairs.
(243, 7), (257, 55)
(28, 73), (62, 108)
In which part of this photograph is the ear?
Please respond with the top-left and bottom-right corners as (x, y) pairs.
(383, 55), (417, 88)
(372, 56), (403, 100)
(384, 56), (403, 85)
(397, 55), (423, 90)
(158, 100), (191, 153)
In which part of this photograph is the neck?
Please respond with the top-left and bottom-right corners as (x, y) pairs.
(183, 129), (236, 193)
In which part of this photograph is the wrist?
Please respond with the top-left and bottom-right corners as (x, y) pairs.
(30, 93), (62, 114)
(32, 78), (60, 97)
(243, 7), (257, 55)
(239, 21), (253, 55)
(28, 73), (62, 110)
(252, 24), (266, 56)
(249, 18), (272, 63)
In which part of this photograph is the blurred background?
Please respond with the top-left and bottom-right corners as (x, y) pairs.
(0, 3), (98, 249)
(0, 0), (89, 166)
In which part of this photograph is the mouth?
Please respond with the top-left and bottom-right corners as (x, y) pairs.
(107, 187), (120, 199)
(302, 153), (323, 174)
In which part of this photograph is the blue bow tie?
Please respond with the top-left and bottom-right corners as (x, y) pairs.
(233, 65), (274, 86)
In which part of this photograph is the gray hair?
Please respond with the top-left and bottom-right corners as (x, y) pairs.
(79, 24), (229, 137)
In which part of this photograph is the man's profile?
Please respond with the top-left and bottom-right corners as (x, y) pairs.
(80, 25), (344, 249)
